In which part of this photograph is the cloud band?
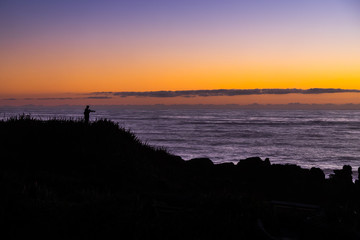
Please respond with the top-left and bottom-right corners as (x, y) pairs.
(91, 88), (360, 98)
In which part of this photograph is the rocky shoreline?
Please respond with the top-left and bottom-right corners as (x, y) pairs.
(0, 117), (359, 239)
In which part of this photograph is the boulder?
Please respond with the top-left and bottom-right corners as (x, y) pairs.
(186, 158), (214, 170)
(236, 157), (270, 169)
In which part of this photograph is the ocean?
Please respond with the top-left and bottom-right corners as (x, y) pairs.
(1, 105), (360, 176)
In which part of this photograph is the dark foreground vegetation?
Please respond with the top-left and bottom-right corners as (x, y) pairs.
(1, 117), (360, 239)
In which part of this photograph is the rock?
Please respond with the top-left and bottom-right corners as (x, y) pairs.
(309, 167), (325, 182)
(186, 158), (214, 170)
(236, 157), (269, 169)
(330, 165), (353, 184)
(214, 162), (235, 170)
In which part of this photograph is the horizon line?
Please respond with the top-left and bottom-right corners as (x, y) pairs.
(3, 103), (360, 109)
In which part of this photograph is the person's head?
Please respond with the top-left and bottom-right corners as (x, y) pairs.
(86, 105), (89, 108)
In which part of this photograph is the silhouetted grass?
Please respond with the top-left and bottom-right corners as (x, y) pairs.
(0, 117), (360, 239)
(0, 117), (197, 238)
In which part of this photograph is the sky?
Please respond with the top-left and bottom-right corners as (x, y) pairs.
(1, 0), (360, 105)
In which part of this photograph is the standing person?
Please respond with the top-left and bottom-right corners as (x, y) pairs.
(84, 105), (95, 124)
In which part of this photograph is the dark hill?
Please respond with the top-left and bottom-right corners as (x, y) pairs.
(0, 117), (360, 239)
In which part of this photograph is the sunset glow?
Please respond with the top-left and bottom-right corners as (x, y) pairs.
(1, 0), (360, 105)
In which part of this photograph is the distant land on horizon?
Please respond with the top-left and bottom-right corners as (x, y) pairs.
(2, 103), (360, 110)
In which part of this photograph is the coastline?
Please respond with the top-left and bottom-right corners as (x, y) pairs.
(1, 106), (359, 176)
(0, 117), (359, 239)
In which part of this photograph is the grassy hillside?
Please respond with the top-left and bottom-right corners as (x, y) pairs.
(0, 117), (360, 239)
(0, 117), (188, 239)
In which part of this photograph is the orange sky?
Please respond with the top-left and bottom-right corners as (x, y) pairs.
(1, 0), (360, 105)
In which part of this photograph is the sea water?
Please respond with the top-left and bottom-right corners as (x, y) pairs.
(1, 105), (360, 176)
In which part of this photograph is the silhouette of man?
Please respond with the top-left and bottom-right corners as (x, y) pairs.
(84, 105), (95, 124)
